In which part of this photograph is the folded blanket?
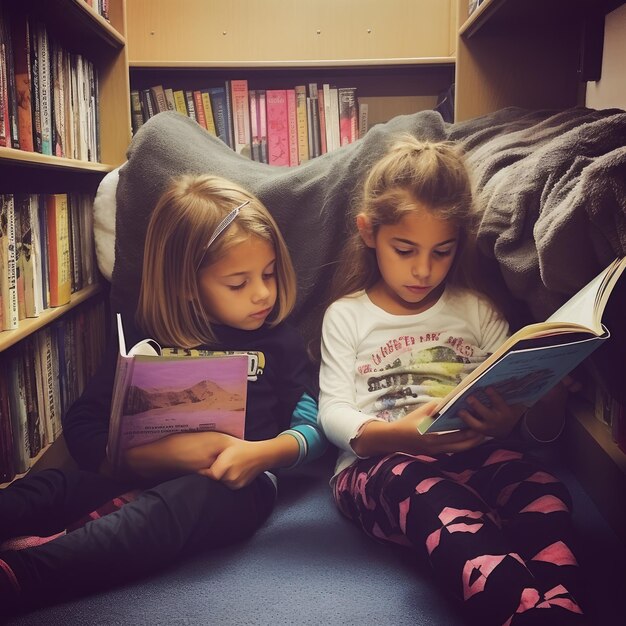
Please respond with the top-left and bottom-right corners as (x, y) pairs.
(113, 110), (448, 342)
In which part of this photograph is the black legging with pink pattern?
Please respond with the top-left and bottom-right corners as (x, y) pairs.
(333, 441), (586, 626)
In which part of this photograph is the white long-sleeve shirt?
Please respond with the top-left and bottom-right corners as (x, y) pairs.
(318, 287), (509, 476)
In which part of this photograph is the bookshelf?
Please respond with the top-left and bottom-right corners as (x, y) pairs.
(454, 0), (626, 535)
(0, 0), (131, 486)
(126, 0), (457, 129)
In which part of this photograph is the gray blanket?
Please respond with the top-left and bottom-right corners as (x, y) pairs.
(113, 107), (626, 346)
(113, 110), (448, 341)
(452, 106), (626, 321)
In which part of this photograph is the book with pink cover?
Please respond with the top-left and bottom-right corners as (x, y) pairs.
(266, 89), (290, 166)
(107, 314), (248, 470)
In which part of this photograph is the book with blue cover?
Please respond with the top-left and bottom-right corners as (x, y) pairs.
(426, 257), (626, 433)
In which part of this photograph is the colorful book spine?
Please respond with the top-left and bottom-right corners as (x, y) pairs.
(192, 90), (207, 128)
(338, 87), (358, 146)
(208, 86), (228, 146)
(266, 89), (289, 166)
(173, 89), (187, 116)
(230, 79), (251, 156)
(10, 10), (34, 151)
(200, 89), (216, 135)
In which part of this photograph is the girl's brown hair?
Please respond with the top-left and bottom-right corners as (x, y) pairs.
(329, 135), (484, 304)
(137, 174), (297, 348)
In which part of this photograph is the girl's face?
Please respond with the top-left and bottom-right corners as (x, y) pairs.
(358, 207), (459, 315)
(197, 234), (278, 330)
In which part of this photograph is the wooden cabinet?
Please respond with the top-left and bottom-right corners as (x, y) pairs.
(0, 0), (131, 485)
(453, 0), (626, 534)
(126, 0), (457, 127)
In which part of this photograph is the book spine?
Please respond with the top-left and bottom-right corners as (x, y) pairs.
(149, 84), (168, 113)
(45, 193), (71, 307)
(307, 83), (320, 158)
(338, 87), (357, 146)
(249, 89), (260, 161)
(258, 89), (267, 164)
(37, 22), (52, 156)
(172, 89), (187, 116)
(163, 87), (176, 111)
(294, 85), (308, 164)
(223, 80), (234, 149)
(286, 88), (298, 167)
(23, 336), (43, 457)
(317, 84), (327, 155)
(358, 101), (369, 138)
(201, 89), (216, 135)
(130, 89), (144, 133)
(0, 362), (16, 482)
(184, 89), (196, 121)
(2, 5), (19, 149)
(266, 89), (289, 166)
(1, 194), (18, 330)
(10, 11), (34, 152)
(29, 21), (41, 152)
(230, 79), (251, 156)
(192, 90), (207, 128)
(8, 353), (30, 473)
(208, 87), (228, 146)
(13, 194), (25, 320)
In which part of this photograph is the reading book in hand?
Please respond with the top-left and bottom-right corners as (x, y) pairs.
(107, 314), (249, 469)
(425, 256), (626, 433)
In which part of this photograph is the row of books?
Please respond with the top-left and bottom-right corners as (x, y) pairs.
(131, 80), (368, 166)
(82, 0), (110, 22)
(0, 192), (97, 332)
(0, 297), (107, 482)
(0, 1), (100, 162)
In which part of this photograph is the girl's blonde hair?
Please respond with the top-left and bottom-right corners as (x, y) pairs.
(330, 135), (482, 303)
(137, 174), (297, 348)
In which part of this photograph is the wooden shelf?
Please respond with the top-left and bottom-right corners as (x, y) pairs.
(0, 147), (115, 174)
(460, 0), (626, 39)
(129, 57), (456, 70)
(23, 0), (125, 52)
(0, 284), (104, 352)
(561, 398), (626, 534)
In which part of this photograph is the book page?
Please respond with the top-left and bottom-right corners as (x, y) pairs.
(546, 257), (626, 331)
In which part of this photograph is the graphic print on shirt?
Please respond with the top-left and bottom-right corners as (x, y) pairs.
(161, 348), (266, 382)
(357, 332), (488, 423)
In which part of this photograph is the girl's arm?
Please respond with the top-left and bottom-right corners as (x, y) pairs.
(319, 303), (485, 459)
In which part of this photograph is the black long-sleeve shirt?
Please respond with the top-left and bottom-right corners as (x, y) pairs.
(62, 319), (322, 472)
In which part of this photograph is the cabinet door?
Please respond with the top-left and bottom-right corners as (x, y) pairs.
(126, 0), (456, 64)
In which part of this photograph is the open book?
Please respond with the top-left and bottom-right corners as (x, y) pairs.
(107, 314), (248, 469)
(425, 256), (626, 433)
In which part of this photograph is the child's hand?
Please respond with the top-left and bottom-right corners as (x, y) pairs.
(198, 439), (269, 489)
(352, 401), (486, 457)
(458, 387), (526, 438)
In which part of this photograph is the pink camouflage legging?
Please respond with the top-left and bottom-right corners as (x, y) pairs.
(333, 441), (586, 626)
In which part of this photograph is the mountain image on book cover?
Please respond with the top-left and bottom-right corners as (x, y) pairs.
(425, 256), (626, 433)
(107, 314), (248, 469)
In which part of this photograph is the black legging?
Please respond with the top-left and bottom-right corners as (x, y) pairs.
(0, 468), (275, 610)
(333, 442), (586, 626)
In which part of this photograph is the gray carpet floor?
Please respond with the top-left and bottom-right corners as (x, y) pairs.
(4, 449), (624, 626)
